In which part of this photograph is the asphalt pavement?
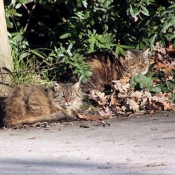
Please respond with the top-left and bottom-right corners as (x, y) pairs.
(0, 111), (175, 175)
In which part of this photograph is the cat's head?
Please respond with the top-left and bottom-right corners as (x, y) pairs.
(52, 81), (82, 110)
(124, 48), (150, 75)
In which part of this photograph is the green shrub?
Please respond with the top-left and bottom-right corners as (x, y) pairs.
(3, 0), (175, 89)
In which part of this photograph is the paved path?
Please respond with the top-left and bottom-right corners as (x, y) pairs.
(0, 111), (175, 175)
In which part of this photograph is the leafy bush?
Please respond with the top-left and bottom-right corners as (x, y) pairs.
(3, 0), (175, 88)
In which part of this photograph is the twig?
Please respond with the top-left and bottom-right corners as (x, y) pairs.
(22, 4), (30, 14)
(22, 4), (36, 34)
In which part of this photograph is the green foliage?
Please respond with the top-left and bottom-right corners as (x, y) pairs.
(166, 80), (175, 92)
(3, 0), (175, 89)
(130, 72), (175, 95)
(130, 74), (161, 93)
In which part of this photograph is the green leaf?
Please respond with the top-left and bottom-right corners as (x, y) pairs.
(129, 5), (140, 17)
(150, 33), (157, 46)
(15, 3), (22, 9)
(6, 9), (22, 17)
(19, 0), (34, 4)
(118, 46), (126, 56)
(59, 33), (70, 39)
(84, 71), (92, 77)
(119, 45), (134, 49)
(67, 43), (73, 52)
(129, 5), (134, 17)
(141, 6), (149, 16)
(161, 23), (172, 33)
(19, 52), (29, 60)
(166, 80), (175, 92)
(140, 77), (153, 89)
(82, 1), (88, 8)
(130, 79), (137, 88)
(30, 50), (45, 59)
(74, 11), (84, 19)
(170, 93), (175, 102)
(150, 86), (161, 93)
(115, 45), (120, 57)
(132, 75), (140, 84)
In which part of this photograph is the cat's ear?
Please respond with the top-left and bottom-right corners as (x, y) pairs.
(71, 81), (81, 90)
(142, 48), (150, 59)
(53, 81), (62, 92)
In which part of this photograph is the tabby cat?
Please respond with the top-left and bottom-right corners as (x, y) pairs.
(71, 49), (149, 92)
(2, 82), (82, 128)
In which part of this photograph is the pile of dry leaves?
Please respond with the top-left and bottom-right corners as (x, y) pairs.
(77, 43), (175, 122)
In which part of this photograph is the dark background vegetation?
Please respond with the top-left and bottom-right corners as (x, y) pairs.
(3, 0), (175, 85)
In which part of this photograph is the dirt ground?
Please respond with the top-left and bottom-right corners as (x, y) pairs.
(0, 111), (175, 175)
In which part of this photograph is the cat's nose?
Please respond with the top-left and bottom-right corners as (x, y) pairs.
(66, 102), (71, 106)
(65, 98), (71, 106)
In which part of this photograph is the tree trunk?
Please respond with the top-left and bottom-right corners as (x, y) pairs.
(0, 0), (13, 95)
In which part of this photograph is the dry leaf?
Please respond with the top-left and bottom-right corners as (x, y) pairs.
(98, 106), (111, 116)
(89, 90), (97, 100)
(154, 62), (167, 69)
(144, 91), (152, 101)
(140, 98), (147, 107)
(110, 96), (118, 105)
(164, 66), (174, 74)
(162, 101), (174, 110)
(130, 91), (143, 98)
(126, 98), (139, 112)
(89, 90), (108, 105)
(121, 106), (127, 111)
(76, 113), (111, 121)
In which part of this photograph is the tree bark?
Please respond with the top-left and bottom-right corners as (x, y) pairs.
(0, 0), (13, 95)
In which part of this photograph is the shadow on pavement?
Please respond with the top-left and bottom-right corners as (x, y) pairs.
(0, 158), (158, 175)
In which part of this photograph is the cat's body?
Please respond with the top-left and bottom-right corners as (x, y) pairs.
(2, 82), (82, 128)
(83, 51), (126, 91)
(71, 49), (149, 92)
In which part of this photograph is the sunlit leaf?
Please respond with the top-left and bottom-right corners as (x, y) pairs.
(141, 6), (149, 16)
(30, 50), (45, 59)
(59, 33), (70, 39)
